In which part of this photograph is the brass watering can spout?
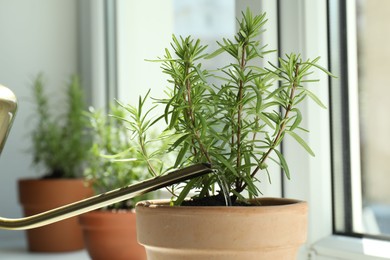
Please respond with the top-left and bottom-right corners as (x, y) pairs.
(0, 85), (212, 230)
(0, 85), (17, 156)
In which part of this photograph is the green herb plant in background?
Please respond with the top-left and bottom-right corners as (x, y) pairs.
(120, 9), (335, 206)
(84, 104), (163, 209)
(31, 74), (90, 178)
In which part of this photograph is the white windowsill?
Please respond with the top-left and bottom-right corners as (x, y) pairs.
(0, 238), (89, 260)
(312, 235), (390, 260)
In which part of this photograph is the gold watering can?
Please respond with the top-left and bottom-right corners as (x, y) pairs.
(0, 85), (212, 230)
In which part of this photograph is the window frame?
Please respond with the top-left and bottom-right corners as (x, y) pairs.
(278, 0), (333, 249)
(279, 0), (390, 259)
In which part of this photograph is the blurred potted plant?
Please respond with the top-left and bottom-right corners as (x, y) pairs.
(126, 9), (335, 260)
(18, 74), (93, 252)
(79, 103), (161, 260)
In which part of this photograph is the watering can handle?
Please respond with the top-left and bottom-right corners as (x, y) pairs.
(0, 85), (213, 230)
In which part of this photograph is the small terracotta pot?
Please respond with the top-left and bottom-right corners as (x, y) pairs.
(136, 197), (308, 260)
(18, 178), (93, 252)
(79, 210), (146, 260)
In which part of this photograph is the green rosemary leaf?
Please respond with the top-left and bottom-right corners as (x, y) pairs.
(205, 47), (225, 59)
(174, 178), (198, 206)
(212, 153), (238, 177)
(174, 141), (190, 168)
(274, 149), (290, 180)
(302, 88), (327, 109)
(289, 108), (302, 131)
(286, 130), (315, 156)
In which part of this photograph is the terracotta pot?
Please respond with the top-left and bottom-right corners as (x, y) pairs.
(18, 179), (93, 252)
(136, 197), (308, 260)
(79, 210), (146, 260)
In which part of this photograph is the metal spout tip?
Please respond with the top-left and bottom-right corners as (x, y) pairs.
(0, 85), (17, 155)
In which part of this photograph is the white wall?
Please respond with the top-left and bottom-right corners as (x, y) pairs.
(0, 0), (79, 241)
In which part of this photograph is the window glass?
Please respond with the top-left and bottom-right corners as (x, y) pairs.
(174, 0), (235, 37)
(357, 0), (390, 237)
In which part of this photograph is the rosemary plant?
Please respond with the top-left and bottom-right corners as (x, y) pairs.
(31, 74), (90, 178)
(121, 9), (333, 206)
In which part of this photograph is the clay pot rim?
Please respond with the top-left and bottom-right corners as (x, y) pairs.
(79, 209), (137, 228)
(136, 197), (307, 211)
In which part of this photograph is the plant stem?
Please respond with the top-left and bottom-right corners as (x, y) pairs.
(237, 44), (246, 170)
(184, 63), (198, 158)
(235, 43), (247, 184)
(183, 62), (212, 164)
